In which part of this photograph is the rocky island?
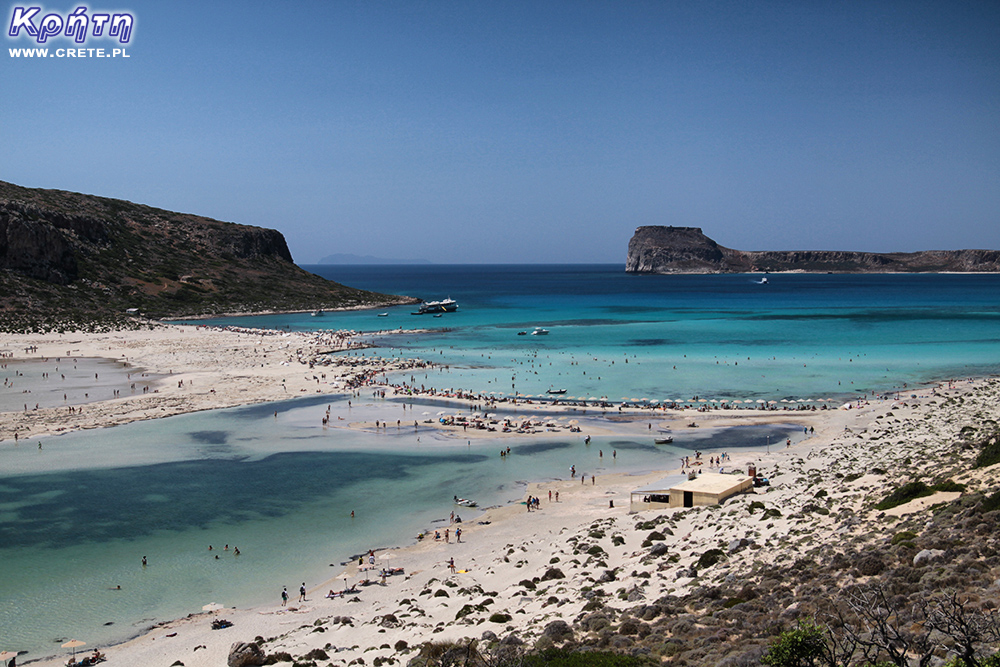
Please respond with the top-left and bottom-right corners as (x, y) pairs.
(0, 181), (416, 330)
(626, 226), (1000, 274)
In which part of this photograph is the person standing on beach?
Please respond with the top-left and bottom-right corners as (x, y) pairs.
(299, 583), (306, 602)
(281, 587), (288, 606)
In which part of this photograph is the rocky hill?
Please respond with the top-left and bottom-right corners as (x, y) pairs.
(626, 226), (1000, 274)
(0, 181), (416, 330)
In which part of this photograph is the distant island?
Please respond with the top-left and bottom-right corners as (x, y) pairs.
(316, 253), (431, 265)
(626, 226), (1000, 274)
(0, 181), (416, 331)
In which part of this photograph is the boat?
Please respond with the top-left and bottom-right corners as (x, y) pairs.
(377, 313), (389, 317)
(654, 437), (674, 444)
(530, 327), (549, 335)
(311, 309), (324, 316)
(412, 298), (458, 315)
(546, 388), (567, 394)
(453, 496), (478, 508)
(517, 331), (527, 336)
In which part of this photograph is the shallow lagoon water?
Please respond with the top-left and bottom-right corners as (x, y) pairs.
(0, 393), (797, 656)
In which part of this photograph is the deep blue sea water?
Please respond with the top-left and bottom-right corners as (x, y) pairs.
(3, 265), (1000, 658)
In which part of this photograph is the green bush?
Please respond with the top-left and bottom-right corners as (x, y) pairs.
(974, 431), (1000, 469)
(875, 481), (934, 510)
(979, 492), (1000, 514)
(891, 530), (918, 545)
(932, 479), (966, 493)
(524, 648), (657, 667)
(761, 621), (826, 667)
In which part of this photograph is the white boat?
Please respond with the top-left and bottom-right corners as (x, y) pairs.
(531, 327), (549, 335)
(413, 298), (458, 315)
(654, 437), (674, 444)
(377, 313), (389, 317)
(546, 388), (567, 394)
(311, 310), (324, 316)
(453, 495), (478, 508)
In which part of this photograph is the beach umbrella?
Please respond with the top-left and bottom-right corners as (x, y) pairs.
(62, 640), (86, 660)
(202, 602), (224, 613)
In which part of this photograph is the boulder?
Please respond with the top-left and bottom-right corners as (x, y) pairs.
(227, 642), (264, 667)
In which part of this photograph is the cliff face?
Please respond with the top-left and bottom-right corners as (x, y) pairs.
(626, 226), (1000, 274)
(0, 181), (414, 325)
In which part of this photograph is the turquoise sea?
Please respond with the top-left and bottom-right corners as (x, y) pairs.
(2, 265), (1000, 659)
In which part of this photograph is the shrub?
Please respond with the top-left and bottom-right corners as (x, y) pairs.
(760, 621), (826, 667)
(979, 492), (1000, 514)
(974, 431), (1000, 469)
(875, 481), (933, 510)
(932, 479), (966, 493)
(523, 648), (657, 667)
(891, 530), (918, 545)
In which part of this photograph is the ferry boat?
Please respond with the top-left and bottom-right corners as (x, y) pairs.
(413, 298), (458, 315)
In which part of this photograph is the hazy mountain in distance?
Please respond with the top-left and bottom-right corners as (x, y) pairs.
(316, 253), (432, 265)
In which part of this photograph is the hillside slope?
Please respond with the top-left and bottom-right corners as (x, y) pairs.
(0, 181), (415, 329)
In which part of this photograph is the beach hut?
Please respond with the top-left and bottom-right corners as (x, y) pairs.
(630, 472), (753, 511)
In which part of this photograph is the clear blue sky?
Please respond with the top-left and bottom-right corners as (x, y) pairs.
(3, 1), (998, 263)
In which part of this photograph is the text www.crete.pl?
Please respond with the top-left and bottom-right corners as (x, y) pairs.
(9, 47), (128, 57)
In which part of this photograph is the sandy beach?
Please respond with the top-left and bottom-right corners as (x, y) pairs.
(3, 325), (999, 666)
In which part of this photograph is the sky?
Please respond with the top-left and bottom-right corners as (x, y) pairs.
(2, 1), (998, 264)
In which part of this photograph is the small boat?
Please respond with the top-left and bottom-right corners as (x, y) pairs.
(517, 331), (527, 336)
(654, 437), (673, 444)
(377, 313), (389, 317)
(453, 496), (478, 508)
(413, 298), (458, 315)
(531, 327), (549, 335)
(546, 388), (567, 394)
(311, 310), (324, 316)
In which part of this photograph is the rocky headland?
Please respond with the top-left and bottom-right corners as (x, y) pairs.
(0, 181), (416, 330)
(626, 226), (1000, 274)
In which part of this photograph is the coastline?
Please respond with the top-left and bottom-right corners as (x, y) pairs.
(3, 326), (999, 666)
